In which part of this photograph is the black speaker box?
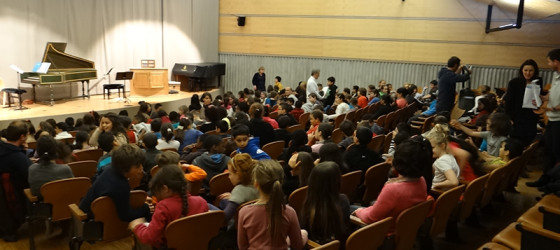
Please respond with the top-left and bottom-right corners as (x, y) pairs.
(237, 16), (246, 26)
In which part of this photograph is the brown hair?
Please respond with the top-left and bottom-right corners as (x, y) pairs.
(229, 153), (256, 185)
(253, 160), (285, 241)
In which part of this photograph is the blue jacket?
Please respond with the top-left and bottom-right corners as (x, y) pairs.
(237, 137), (271, 160)
(422, 100), (437, 116)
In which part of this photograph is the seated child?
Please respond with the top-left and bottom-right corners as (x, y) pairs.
(157, 151), (207, 185)
(311, 123), (333, 154)
(142, 133), (161, 175)
(480, 138), (523, 172)
(218, 153), (259, 223)
(96, 132), (116, 173)
(425, 125), (460, 190)
(192, 134), (230, 190)
(129, 165), (208, 248)
(232, 124), (271, 160)
(80, 144), (151, 221)
(337, 120), (355, 150)
(28, 135), (74, 197)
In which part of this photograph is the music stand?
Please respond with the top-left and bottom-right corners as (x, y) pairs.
(115, 71), (133, 103)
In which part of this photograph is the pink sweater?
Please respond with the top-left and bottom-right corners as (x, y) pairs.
(355, 177), (427, 232)
(134, 194), (208, 247)
(238, 204), (304, 250)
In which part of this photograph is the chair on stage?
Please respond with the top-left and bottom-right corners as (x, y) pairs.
(103, 71), (133, 99)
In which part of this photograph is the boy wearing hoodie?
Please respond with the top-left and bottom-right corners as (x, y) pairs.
(231, 124), (271, 160)
(192, 134), (229, 190)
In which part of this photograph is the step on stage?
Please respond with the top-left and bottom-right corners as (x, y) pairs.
(0, 89), (220, 128)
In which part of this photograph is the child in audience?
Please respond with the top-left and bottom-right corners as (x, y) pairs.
(237, 160), (307, 249)
(129, 165), (208, 248)
(450, 112), (511, 157)
(142, 133), (161, 175)
(176, 117), (203, 152)
(28, 135), (74, 197)
(425, 124), (460, 189)
(80, 144), (150, 221)
(249, 103), (276, 148)
(274, 76), (283, 90)
(327, 94), (350, 120)
(180, 134), (209, 164)
(395, 87), (409, 109)
(120, 116), (137, 144)
(199, 106), (219, 133)
(276, 103), (298, 126)
(156, 151), (207, 185)
(301, 161), (349, 244)
(54, 122), (73, 140)
(72, 130), (94, 152)
(274, 116), (292, 146)
(96, 132), (116, 173)
(192, 134), (230, 190)
(133, 113), (151, 136)
(357, 88), (368, 108)
(89, 112), (128, 146)
(317, 142), (348, 173)
(65, 117), (75, 131)
(368, 89), (380, 105)
(307, 110), (324, 145)
(151, 118), (163, 139)
(262, 106), (279, 129)
(156, 123), (180, 151)
(218, 153), (259, 223)
(232, 124), (271, 160)
(311, 123), (333, 154)
(344, 127), (384, 173)
(280, 130), (311, 162)
(216, 120), (232, 139)
(337, 120), (355, 149)
(284, 152), (314, 197)
(480, 138), (524, 172)
(290, 101), (305, 121)
(353, 139), (428, 232)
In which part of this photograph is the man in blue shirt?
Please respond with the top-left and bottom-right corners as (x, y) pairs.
(436, 56), (472, 113)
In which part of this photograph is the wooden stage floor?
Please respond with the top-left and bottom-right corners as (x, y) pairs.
(0, 89), (220, 127)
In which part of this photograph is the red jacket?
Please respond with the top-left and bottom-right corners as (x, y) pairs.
(134, 194), (208, 247)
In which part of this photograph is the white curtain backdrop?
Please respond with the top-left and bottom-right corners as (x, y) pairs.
(0, 0), (218, 98)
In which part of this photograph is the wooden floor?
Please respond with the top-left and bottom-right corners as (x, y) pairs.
(0, 89), (220, 127)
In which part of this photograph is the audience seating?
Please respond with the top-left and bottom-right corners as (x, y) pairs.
(375, 114), (386, 128)
(288, 186), (308, 220)
(458, 174), (489, 222)
(68, 160), (97, 179)
(383, 131), (393, 154)
(307, 239), (340, 250)
(367, 134), (385, 153)
(479, 165), (509, 209)
(411, 115), (435, 134)
(269, 111), (278, 120)
(492, 222), (560, 250)
(429, 185), (465, 239)
(383, 111), (397, 133)
(299, 112), (310, 128)
(333, 113), (346, 129)
(59, 137), (75, 145)
(394, 199), (434, 250)
(355, 108), (364, 123)
(160, 147), (179, 152)
(262, 140), (285, 160)
(187, 180), (204, 196)
(27, 141), (37, 150)
(74, 148), (103, 162)
(340, 170), (363, 202)
(68, 190), (147, 249)
(209, 172), (234, 202)
(346, 110), (356, 123)
(331, 128), (344, 144)
(286, 124), (304, 133)
(165, 211), (225, 250)
(25, 177), (91, 250)
(361, 162), (391, 206)
(346, 217), (393, 250)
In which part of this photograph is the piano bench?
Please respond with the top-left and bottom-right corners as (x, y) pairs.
(2, 88), (27, 108)
(103, 84), (125, 99)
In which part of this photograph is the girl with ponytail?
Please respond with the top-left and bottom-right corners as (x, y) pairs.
(156, 123), (180, 151)
(130, 165), (208, 247)
(237, 160), (307, 250)
(28, 135), (74, 198)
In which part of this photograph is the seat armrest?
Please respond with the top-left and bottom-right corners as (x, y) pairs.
(350, 215), (367, 227)
(24, 188), (38, 202)
(518, 222), (560, 242)
(69, 204), (88, 221)
(429, 188), (444, 197)
(539, 205), (560, 216)
(307, 239), (321, 249)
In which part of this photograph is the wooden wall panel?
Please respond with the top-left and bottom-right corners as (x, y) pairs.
(219, 0), (560, 67)
(220, 0), (488, 19)
(219, 16), (560, 46)
(220, 35), (555, 67)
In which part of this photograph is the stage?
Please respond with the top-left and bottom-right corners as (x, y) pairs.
(0, 89), (221, 128)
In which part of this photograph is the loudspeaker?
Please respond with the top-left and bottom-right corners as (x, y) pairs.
(237, 16), (246, 26)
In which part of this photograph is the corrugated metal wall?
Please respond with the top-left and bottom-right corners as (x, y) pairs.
(219, 53), (555, 93)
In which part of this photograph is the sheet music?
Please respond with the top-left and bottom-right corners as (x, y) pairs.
(522, 80), (542, 109)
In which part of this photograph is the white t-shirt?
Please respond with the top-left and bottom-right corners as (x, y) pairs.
(327, 102), (350, 119)
(156, 139), (180, 151)
(432, 154), (460, 187)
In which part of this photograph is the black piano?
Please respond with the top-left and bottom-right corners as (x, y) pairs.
(20, 42), (97, 102)
(172, 62), (225, 92)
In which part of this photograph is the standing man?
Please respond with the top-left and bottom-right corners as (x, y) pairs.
(436, 56), (472, 113)
(0, 120), (32, 242)
(306, 69), (322, 103)
(252, 66), (266, 91)
(527, 49), (560, 192)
